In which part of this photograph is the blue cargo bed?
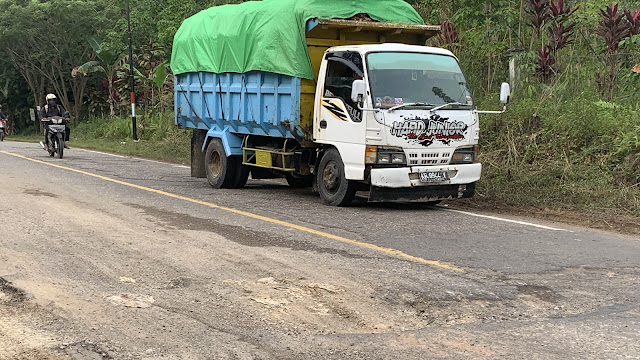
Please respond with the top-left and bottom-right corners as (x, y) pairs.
(175, 71), (302, 140)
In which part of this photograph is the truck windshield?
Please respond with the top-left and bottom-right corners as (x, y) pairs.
(366, 52), (473, 109)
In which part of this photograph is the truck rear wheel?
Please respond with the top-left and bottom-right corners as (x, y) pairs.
(317, 148), (356, 206)
(205, 138), (238, 189)
(232, 162), (250, 188)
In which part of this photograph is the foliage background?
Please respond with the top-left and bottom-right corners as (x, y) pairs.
(0, 0), (638, 216)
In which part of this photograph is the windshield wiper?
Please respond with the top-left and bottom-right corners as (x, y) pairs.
(388, 102), (434, 112)
(428, 102), (467, 113)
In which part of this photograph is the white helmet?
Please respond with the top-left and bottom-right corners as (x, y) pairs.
(46, 94), (57, 100)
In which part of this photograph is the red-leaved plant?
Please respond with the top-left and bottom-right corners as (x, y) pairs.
(536, 46), (555, 80)
(595, 4), (639, 99)
(528, 0), (578, 80)
(548, 0), (579, 52)
(550, 0), (579, 17)
(439, 21), (459, 45)
(527, 0), (551, 35)
(596, 4), (631, 53)
(625, 8), (640, 36)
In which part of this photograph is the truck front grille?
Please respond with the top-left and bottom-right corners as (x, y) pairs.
(407, 151), (451, 166)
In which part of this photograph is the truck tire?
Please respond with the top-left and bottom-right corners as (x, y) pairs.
(205, 138), (237, 189)
(285, 174), (313, 188)
(232, 162), (250, 188)
(317, 148), (356, 206)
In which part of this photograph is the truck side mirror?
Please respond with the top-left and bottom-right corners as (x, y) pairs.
(500, 82), (511, 105)
(351, 79), (366, 105)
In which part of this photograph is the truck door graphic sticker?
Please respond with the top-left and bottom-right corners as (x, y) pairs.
(322, 100), (349, 122)
(390, 114), (468, 147)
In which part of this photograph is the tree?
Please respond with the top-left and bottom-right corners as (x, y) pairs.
(73, 38), (127, 116)
(0, 0), (118, 119)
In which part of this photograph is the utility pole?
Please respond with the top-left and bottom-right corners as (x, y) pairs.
(126, 0), (138, 141)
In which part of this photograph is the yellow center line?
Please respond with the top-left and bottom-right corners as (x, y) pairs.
(628, 311), (640, 317)
(1, 150), (464, 273)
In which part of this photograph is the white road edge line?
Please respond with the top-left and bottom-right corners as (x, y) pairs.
(444, 208), (571, 232)
(76, 148), (190, 169)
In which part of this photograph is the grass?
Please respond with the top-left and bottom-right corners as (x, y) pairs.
(474, 91), (640, 218)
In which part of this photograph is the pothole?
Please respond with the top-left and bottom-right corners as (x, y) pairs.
(166, 277), (192, 289)
(58, 340), (112, 359)
(124, 203), (370, 259)
(23, 188), (59, 198)
(105, 293), (154, 308)
(0, 277), (27, 304)
(517, 284), (560, 303)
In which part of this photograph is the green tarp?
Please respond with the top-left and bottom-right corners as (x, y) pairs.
(170, 0), (424, 79)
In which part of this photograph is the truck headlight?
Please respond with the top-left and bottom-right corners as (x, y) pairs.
(450, 146), (478, 164)
(391, 153), (405, 164)
(378, 154), (391, 164)
(366, 146), (407, 166)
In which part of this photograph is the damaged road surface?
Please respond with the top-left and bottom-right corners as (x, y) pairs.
(1, 141), (639, 359)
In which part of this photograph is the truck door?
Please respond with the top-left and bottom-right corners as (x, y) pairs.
(314, 51), (366, 145)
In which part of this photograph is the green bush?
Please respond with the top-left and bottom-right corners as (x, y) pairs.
(478, 87), (640, 216)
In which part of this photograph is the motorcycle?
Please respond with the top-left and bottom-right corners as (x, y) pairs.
(41, 116), (68, 158)
(0, 118), (7, 141)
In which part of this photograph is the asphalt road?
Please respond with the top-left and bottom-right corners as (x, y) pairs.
(0, 140), (639, 360)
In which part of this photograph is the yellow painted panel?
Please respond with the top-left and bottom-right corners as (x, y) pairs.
(255, 150), (272, 168)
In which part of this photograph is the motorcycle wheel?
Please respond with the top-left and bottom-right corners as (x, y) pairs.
(0, 130), (4, 142)
(56, 137), (64, 159)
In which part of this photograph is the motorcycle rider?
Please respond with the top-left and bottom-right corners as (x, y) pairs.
(0, 105), (7, 137)
(40, 94), (70, 150)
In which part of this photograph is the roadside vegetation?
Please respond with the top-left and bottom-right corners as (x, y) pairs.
(0, 0), (638, 220)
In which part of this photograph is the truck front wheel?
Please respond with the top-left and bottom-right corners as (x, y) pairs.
(317, 149), (356, 206)
(205, 138), (238, 189)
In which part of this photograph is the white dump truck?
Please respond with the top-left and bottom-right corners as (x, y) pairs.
(172, 0), (510, 206)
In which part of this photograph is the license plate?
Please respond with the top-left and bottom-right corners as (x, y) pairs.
(419, 171), (450, 183)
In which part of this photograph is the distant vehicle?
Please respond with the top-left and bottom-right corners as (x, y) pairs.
(172, 1), (510, 206)
(41, 116), (67, 158)
(0, 118), (7, 141)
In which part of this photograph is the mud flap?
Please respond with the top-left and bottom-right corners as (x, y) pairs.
(191, 129), (207, 178)
(368, 183), (476, 203)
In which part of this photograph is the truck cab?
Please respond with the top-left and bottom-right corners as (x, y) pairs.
(311, 44), (505, 205)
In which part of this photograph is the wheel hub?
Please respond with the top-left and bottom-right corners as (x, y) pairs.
(322, 162), (339, 192)
(209, 152), (222, 178)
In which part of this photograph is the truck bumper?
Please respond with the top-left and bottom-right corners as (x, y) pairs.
(369, 183), (475, 202)
(370, 163), (482, 188)
(367, 163), (481, 203)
